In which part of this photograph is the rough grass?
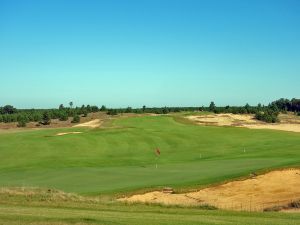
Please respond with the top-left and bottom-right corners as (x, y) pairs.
(0, 188), (299, 225)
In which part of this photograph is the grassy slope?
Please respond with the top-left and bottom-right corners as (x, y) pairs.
(0, 192), (299, 225)
(1, 204), (300, 225)
(0, 115), (299, 195)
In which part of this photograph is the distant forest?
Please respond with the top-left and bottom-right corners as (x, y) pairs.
(0, 98), (299, 127)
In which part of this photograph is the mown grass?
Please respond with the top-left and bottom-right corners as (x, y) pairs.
(0, 115), (299, 195)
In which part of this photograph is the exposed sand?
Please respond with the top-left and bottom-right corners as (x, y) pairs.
(187, 114), (255, 126)
(73, 119), (102, 128)
(186, 113), (300, 133)
(281, 208), (300, 213)
(56, 132), (82, 136)
(244, 124), (300, 133)
(119, 169), (300, 211)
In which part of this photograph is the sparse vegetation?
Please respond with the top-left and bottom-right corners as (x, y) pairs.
(255, 110), (279, 123)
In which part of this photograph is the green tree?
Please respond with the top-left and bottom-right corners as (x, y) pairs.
(162, 107), (169, 114)
(69, 101), (73, 109)
(1, 105), (17, 114)
(100, 105), (106, 111)
(59, 104), (64, 110)
(244, 103), (250, 113)
(125, 107), (132, 113)
(209, 102), (216, 112)
(41, 112), (51, 125)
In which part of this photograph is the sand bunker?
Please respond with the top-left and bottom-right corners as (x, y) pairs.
(56, 132), (82, 136)
(186, 114), (300, 133)
(73, 119), (101, 128)
(119, 169), (300, 211)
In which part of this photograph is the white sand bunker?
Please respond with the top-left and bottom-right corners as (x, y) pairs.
(73, 119), (101, 128)
(56, 132), (82, 136)
(187, 114), (300, 133)
(119, 169), (300, 211)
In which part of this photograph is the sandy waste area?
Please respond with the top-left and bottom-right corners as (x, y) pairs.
(186, 113), (300, 133)
(119, 169), (300, 211)
(73, 119), (102, 128)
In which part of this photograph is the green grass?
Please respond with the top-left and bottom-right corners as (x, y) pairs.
(0, 191), (299, 225)
(0, 114), (300, 224)
(1, 203), (300, 225)
(0, 115), (299, 195)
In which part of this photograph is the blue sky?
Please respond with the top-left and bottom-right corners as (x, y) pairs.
(0, 0), (299, 108)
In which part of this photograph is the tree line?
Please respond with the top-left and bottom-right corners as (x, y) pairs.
(0, 102), (106, 127)
(0, 98), (299, 127)
(206, 98), (300, 123)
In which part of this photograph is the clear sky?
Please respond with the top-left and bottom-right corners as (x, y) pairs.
(0, 0), (299, 108)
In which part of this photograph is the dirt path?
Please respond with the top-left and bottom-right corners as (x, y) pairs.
(119, 169), (300, 211)
(73, 119), (102, 128)
(186, 113), (300, 133)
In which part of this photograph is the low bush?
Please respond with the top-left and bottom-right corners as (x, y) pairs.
(71, 115), (80, 123)
(255, 111), (279, 123)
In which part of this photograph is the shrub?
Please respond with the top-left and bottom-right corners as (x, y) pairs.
(17, 115), (28, 127)
(107, 109), (118, 115)
(58, 112), (68, 121)
(255, 110), (279, 123)
(71, 115), (80, 123)
(82, 110), (88, 117)
(17, 120), (27, 127)
(33, 113), (42, 122)
(100, 105), (106, 111)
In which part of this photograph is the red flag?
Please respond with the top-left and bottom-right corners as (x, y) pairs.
(155, 148), (160, 156)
